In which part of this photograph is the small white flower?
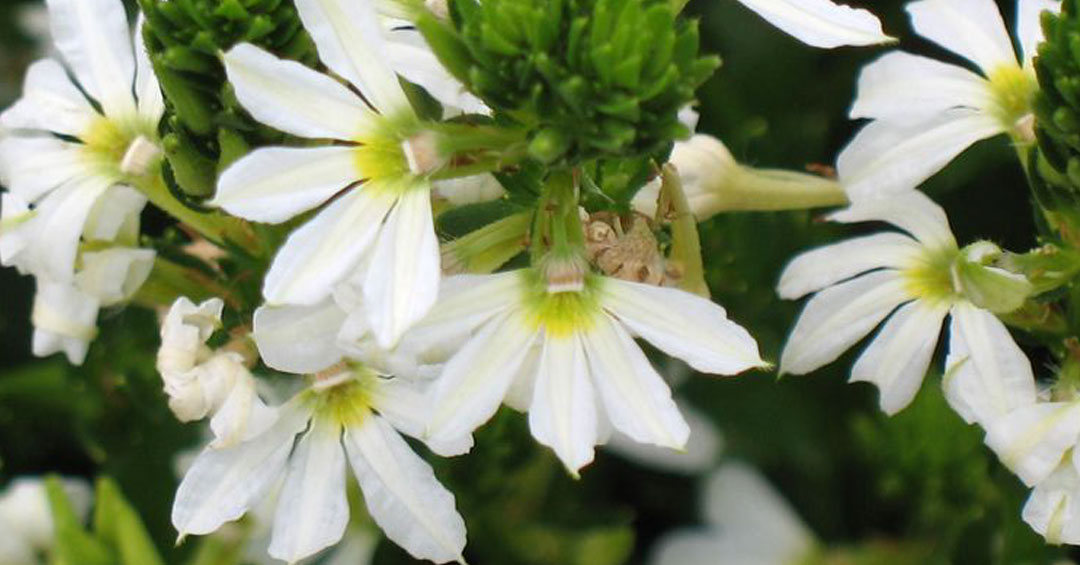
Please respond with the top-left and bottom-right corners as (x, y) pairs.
(778, 191), (1036, 418)
(1020, 462), (1080, 545)
(733, 0), (893, 48)
(402, 269), (764, 475)
(985, 401), (1080, 488)
(0, 0), (163, 282)
(158, 297), (275, 448)
(171, 368), (467, 564)
(649, 462), (816, 565)
(838, 0), (1059, 198)
(0, 477), (92, 565)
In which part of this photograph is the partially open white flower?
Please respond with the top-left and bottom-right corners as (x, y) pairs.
(0, 0), (163, 282)
(838, 0), (1058, 198)
(0, 477), (91, 565)
(172, 367), (467, 564)
(649, 462), (816, 565)
(158, 297), (274, 448)
(733, 0), (893, 48)
(779, 191), (1036, 418)
(402, 268), (764, 475)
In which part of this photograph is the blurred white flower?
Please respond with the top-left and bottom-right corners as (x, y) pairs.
(733, 0), (893, 49)
(650, 462), (816, 565)
(401, 268), (764, 475)
(1019, 461), (1080, 545)
(157, 297), (275, 448)
(0, 477), (92, 565)
(779, 191), (1036, 418)
(838, 0), (1058, 198)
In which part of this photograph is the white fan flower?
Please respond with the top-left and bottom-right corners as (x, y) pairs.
(401, 268), (765, 476)
(171, 366), (467, 564)
(211, 0), (493, 348)
(733, 0), (893, 49)
(778, 191), (1037, 419)
(649, 462), (817, 565)
(157, 297), (275, 448)
(838, 0), (1059, 198)
(0, 477), (92, 565)
(0, 0), (163, 282)
(1019, 461), (1080, 545)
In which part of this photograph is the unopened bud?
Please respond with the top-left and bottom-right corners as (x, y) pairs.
(951, 241), (1034, 314)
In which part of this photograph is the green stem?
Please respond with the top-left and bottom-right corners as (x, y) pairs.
(661, 164), (709, 298)
(529, 169), (583, 264)
(132, 255), (238, 309)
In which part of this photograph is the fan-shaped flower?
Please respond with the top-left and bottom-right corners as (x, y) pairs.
(838, 0), (1059, 198)
(778, 191), (1037, 419)
(401, 268), (764, 475)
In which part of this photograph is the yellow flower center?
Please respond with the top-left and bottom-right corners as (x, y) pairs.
(81, 116), (161, 178)
(354, 135), (410, 182)
(986, 64), (1038, 138)
(521, 271), (602, 338)
(309, 366), (379, 428)
(902, 247), (960, 306)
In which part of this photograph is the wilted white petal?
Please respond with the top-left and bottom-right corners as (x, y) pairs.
(294, 0), (412, 117)
(734, 0), (893, 48)
(426, 312), (536, 455)
(213, 146), (361, 223)
(850, 52), (993, 121)
(777, 232), (922, 299)
(432, 174), (505, 206)
(172, 399), (312, 537)
(0, 135), (91, 203)
(850, 300), (949, 415)
(942, 302), (1037, 425)
(0, 59), (98, 136)
(1017, 0), (1060, 66)
(528, 334), (598, 475)
(74, 247), (155, 306)
(208, 364), (278, 447)
(985, 403), (1080, 486)
(253, 302), (347, 374)
(1023, 463), (1080, 545)
(600, 279), (765, 374)
(223, 43), (376, 140)
(780, 270), (911, 374)
(585, 315), (689, 451)
(31, 280), (99, 365)
(827, 190), (957, 252)
(362, 184), (440, 348)
(837, 110), (1004, 199)
(344, 414), (466, 564)
(268, 414), (349, 563)
(263, 187), (396, 306)
(906, 0), (1018, 74)
(45, 0), (137, 118)
(82, 184), (146, 243)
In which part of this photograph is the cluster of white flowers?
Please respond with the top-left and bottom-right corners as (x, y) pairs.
(5, 0), (1079, 561)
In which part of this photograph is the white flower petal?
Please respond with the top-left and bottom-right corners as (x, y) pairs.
(295, 0), (412, 117)
(45, 0), (137, 118)
(528, 334), (598, 475)
(426, 312), (536, 456)
(344, 414), (467, 564)
(208, 367), (277, 448)
(396, 271), (522, 363)
(363, 185), (440, 348)
(171, 398), (312, 537)
(367, 376), (433, 438)
(942, 302), (1037, 425)
(133, 16), (164, 126)
(31, 280), (99, 365)
(432, 174), (505, 206)
(837, 110), (1004, 199)
(850, 52), (994, 122)
(223, 43), (376, 140)
(213, 146), (361, 224)
(827, 190), (957, 251)
(585, 315), (689, 451)
(734, 0), (893, 48)
(906, 0), (1018, 74)
(777, 232), (922, 300)
(0, 59), (98, 136)
(0, 135), (92, 203)
(1, 193), (36, 271)
(29, 177), (112, 281)
(263, 187), (396, 306)
(606, 400), (721, 475)
(1023, 463), (1080, 545)
(82, 184), (147, 243)
(385, 30), (488, 114)
(1017, 0), (1060, 66)
(600, 278), (765, 374)
(985, 403), (1080, 486)
(253, 302), (347, 374)
(504, 343), (541, 412)
(268, 414), (349, 563)
(780, 270), (911, 374)
(74, 247), (155, 306)
(850, 300), (949, 415)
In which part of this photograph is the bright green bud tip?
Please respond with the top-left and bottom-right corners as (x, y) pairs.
(951, 241), (1034, 314)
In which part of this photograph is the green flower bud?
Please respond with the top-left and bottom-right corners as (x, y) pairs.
(950, 241), (1034, 314)
(417, 0), (720, 165)
(1032, 0), (1080, 221)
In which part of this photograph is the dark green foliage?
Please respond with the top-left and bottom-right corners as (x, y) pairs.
(138, 0), (318, 197)
(1033, 0), (1080, 219)
(417, 0), (719, 165)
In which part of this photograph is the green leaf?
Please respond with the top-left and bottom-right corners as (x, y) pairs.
(92, 478), (166, 565)
(45, 477), (114, 565)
